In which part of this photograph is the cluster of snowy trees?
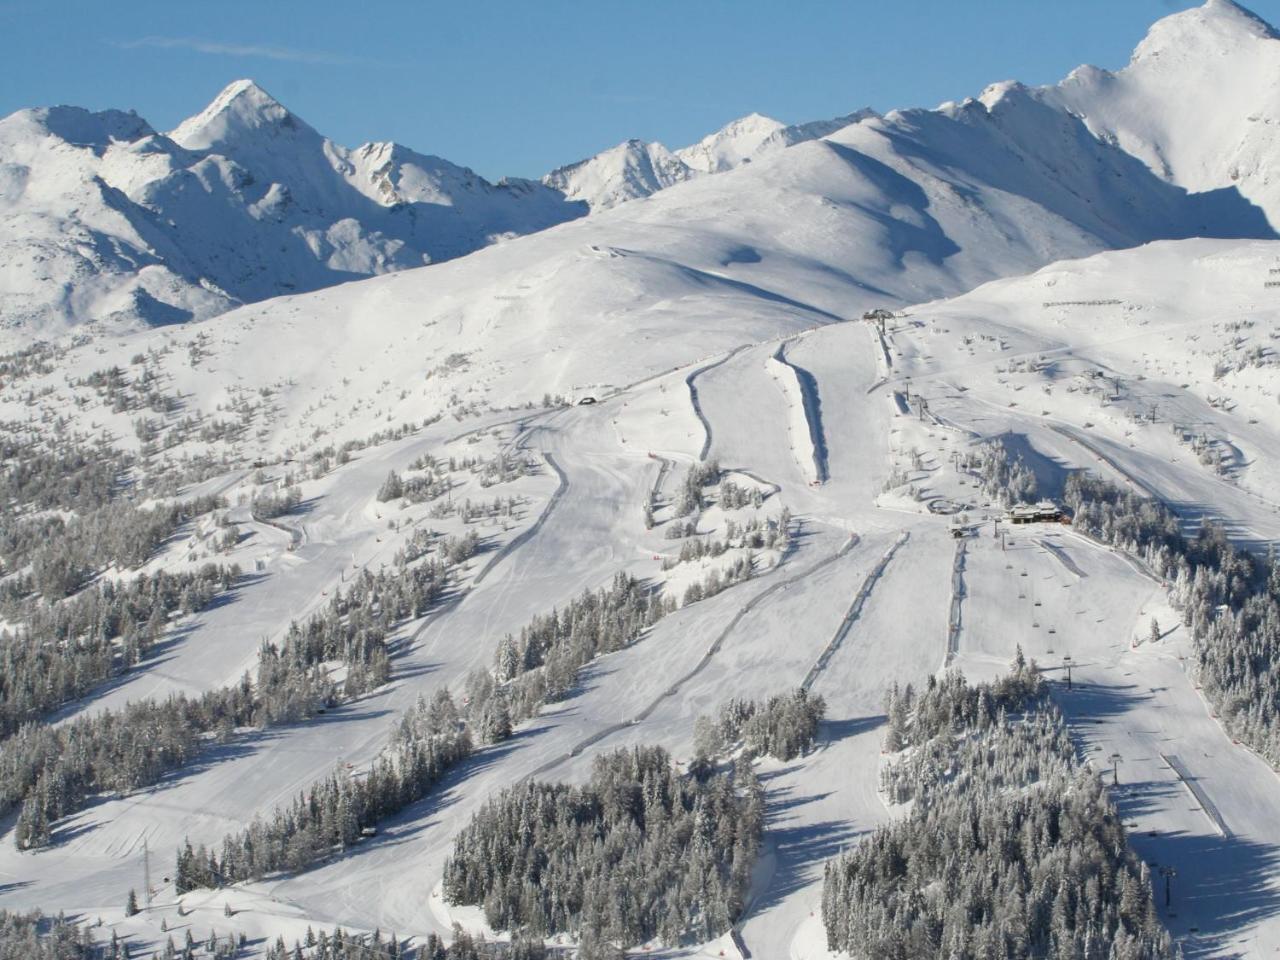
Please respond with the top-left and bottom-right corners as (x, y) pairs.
(881, 704), (1076, 808)
(476, 453), (535, 489)
(178, 690), (472, 887)
(1, 494), (225, 600)
(442, 744), (763, 947)
(145, 927), (246, 959)
(0, 563), (240, 738)
(439, 497), (524, 525)
(0, 910), (108, 959)
(680, 555), (754, 606)
(380, 452), (534, 507)
(661, 515), (781, 571)
(487, 572), (669, 723)
(675, 460), (722, 516)
(692, 688), (826, 763)
(1065, 472), (1280, 766)
(970, 440), (1038, 506)
(823, 660), (1173, 959)
(717, 479), (765, 511)
(78, 362), (181, 419)
(0, 433), (128, 513)
(662, 512), (790, 607)
(1063, 474), (1183, 562)
(257, 924), (523, 960)
(881, 650), (1044, 752)
(249, 485), (301, 521)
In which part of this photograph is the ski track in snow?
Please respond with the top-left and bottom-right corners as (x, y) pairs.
(801, 530), (909, 691)
(524, 526), (860, 781)
(686, 344), (753, 461)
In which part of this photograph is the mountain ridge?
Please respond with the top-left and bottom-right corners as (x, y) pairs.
(1, 0), (1277, 343)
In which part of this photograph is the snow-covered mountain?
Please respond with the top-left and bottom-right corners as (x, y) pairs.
(10, 31), (1272, 453)
(3, 0), (1278, 345)
(542, 108), (880, 209)
(674, 109), (881, 174)
(674, 112), (788, 173)
(1039, 0), (1280, 228)
(541, 138), (697, 209)
(7, 4), (1280, 958)
(0, 80), (585, 341)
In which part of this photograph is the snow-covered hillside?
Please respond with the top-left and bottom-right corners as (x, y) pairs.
(7, 82), (1270, 465)
(5, 3), (1280, 959)
(0, 80), (584, 341)
(6, 230), (1279, 957)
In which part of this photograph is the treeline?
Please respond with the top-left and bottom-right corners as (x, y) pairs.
(11, 673), (260, 849)
(1064, 471), (1280, 766)
(442, 745), (764, 947)
(822, 661), (1173, 959)
(693, 688), (826, 762)
(0, 563), (240, 738)
(176, 690), (471, 887)
(10, 534), (471, 849)
(1, 494), (225, 600)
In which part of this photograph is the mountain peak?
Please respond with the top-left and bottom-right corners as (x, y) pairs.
(169, 78), (314, 151)
(543, 138), (696, 208)
(716, 112), (786, 135)
(676, 112), (786, 174)
(1133, 0), (1278, 62)
(1202, 0), (1279, 35)
(1, 105), (155, 151)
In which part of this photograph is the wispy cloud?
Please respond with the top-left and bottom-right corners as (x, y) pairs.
(111, 36), (357, 65)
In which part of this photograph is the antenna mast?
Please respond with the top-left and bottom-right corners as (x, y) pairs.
(143, 838), (153, 907)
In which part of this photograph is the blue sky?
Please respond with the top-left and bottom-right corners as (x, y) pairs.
(3, 0), (1277, 180)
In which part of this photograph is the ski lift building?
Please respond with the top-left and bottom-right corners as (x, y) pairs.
(1006, 501), (1069, 525)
